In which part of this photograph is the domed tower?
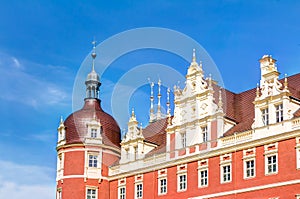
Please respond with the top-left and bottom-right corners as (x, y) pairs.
(56, 41), (121, 199)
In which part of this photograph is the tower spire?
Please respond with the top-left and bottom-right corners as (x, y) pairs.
(91, 39), (97, 72)
(85, 40), (101, 99)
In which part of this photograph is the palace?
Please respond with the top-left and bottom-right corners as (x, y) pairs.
(55, 44), (300, 199)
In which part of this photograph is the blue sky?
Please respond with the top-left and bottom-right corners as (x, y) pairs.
(0, 1), (299, 198)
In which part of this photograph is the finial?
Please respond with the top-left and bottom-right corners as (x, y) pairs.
(157, 79), (162, 119)
(208, 74), (212, 88)
(256, 83), (260, 97)
(167, 87), (171, 116)
(149, 79), (155, 122)
(192, 48), (196, 62)
(60, 116), (64, 124)
(131, 108), (135, 117)
(91, 39), (97, 71)
(158, 79), (161, 95)
(284, 74), (288, 89)
(218, 88), (223, 109)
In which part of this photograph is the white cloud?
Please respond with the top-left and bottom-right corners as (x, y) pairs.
(0, 161), (56, 199)
(0, 52), (71, 108)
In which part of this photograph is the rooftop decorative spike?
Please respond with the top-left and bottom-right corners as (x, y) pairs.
(149, 79), (155, 122)
(284, 74), (288, 90)
(218, 89), (223, 109)
(192, 48), (196, 63)
(60, 116), (64, 124)
(256, 83), (260, 98)
(156, 79), (161, 120)
(157, 79), (162, 120)
(167, 87), (170, 116)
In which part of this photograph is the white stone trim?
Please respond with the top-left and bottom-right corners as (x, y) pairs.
(189, 179), (300, 199)
(158, 177), (167, 195)
(264, 142), (278, 175)
(296, 137), (300, 169)
(198, 159), (208, 188)
(118, 178), (126, 187)
(135, 182), (143, 199)
(85, 186), (98, 199)
(118, 186), (126, 199)
(56, 187), (62, 199)
(243, 148), (256, 179)
(134, 174), (143, 183)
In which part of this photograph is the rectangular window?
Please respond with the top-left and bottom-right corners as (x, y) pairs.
(91, 128), (97, 138)
(276, 104), (283, 123)
(88, 155), (98, 168)
(119, 187), (125, 199)
(202, 126), (208, 142)
(245, 160), (255, 178)
(222, 165), (231, 182)
(178, 174), (187, 191)
(136, 184), (142, 198)
(181, 133), (186, 148)
(159, 178), (167, 194)
(86, 189), (97, 199)
(199, 169), (208, 186)
(262, 108), (269, 126)
(267, 155), (277, 174)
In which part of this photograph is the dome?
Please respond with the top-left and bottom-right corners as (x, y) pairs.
(64, 98), (121, 148)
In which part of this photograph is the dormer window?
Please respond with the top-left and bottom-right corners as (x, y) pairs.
(262, 108), (269, 126)
(91, 128), (97, 138)
(275, 104), (283, 123)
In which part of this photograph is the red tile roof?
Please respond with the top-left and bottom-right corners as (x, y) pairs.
(64, 99), (121, 148)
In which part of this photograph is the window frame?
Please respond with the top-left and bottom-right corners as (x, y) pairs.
(275, 104), (283, 123)
(202, 126), (208, 142)
(181, 132), (186, 148)
(221, 164), (231, 183)
(86, 188), (97, 199)
(118, 186), (126, 199)
(135, 183), (143, 199)
(88, 154), (98, 168)
(178, 174), (187, 191)
(244, 159), (255, 178)
(262, 107), (269, 126)
(199, 169), (208, 187)
(158, 178), (167, 195)
(91, 128), (97, 138)
(266, 154), (278, 174)
(264, 143), (278, 175)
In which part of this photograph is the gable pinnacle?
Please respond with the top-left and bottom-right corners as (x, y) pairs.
(157, 79), (162, 119)
(192, 48), (196, 63)
(284, 74), (288, 90)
